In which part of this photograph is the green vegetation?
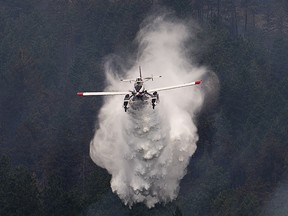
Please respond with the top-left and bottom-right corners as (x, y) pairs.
(0, 0), (287, 215)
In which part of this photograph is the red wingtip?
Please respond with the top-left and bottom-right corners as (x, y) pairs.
(77, 92), (84, 96)
(195, 80), (202, 85)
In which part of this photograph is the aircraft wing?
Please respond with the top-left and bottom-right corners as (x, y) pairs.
(77, 91), (130, 96)
(147, 80), (201, 93)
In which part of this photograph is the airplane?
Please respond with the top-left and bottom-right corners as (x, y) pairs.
(77, 67), (202, 112)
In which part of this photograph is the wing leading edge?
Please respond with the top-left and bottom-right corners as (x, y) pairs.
(77, 80), (202, 96)
(77, 91), (130, 96)
(147, 80), (201, 93)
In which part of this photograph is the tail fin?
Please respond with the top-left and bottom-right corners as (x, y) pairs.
(139, 66), (142, 78)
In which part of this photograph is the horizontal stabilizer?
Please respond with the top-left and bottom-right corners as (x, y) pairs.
(144, 75), (162, 81)
(120, 79), (135, 83)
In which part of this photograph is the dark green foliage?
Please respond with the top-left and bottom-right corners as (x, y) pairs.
(1, 1), (288, 215)
(83, 167), (111, 204)
(271, 36), (288, 81)
(174, 206), (182, 216)
(212, 187), (261, 216)
(41, 176), (82, 216)
(0, 157), (41, 216)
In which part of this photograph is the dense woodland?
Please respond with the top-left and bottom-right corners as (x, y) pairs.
(0, 0), (288, 215)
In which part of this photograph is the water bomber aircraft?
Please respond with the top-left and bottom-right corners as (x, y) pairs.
(77, 67), (202, 112)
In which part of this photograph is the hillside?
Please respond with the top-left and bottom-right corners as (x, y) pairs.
(0, 0), (288, 215)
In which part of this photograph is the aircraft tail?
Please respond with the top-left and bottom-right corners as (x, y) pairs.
(139, 66), (142, 78)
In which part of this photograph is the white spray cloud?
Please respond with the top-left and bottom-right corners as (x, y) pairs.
(90, 13), (211, 208)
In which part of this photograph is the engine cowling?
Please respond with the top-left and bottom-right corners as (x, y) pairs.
(123, 94), (130, 112)
(151, 91), (159, 109)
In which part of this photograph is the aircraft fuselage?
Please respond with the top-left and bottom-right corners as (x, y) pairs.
(123, 78), (158, 112)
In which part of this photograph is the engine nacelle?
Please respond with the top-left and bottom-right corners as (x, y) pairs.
(123, 94), (130, 112)
(153, 91), (159, 100)
(151, 91), (159, 109)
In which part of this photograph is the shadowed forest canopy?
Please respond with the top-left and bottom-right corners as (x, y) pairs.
(0, 0), (288, 215)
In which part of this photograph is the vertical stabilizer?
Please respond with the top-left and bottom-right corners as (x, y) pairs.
(139, 66), (142, 78)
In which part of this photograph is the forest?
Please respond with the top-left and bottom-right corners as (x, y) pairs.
(0, 0), (288, 215)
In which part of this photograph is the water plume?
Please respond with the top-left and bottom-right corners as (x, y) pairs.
(90, 13), (210, 208)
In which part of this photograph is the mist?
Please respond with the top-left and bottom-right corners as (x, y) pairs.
(90, 13), (211, 208)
